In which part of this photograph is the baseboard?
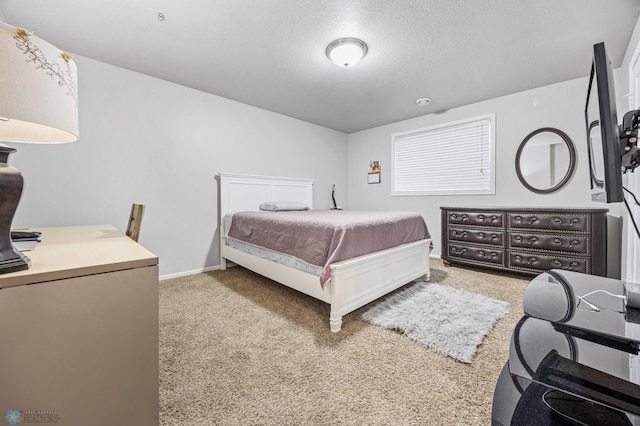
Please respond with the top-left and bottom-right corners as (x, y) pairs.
(160, 265), (220, 281)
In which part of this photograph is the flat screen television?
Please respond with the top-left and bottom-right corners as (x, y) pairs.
(585, 42), (624, 203)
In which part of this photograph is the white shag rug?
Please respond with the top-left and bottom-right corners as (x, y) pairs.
(362, 282), (510, 363)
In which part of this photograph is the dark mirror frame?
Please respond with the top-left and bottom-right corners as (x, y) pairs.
(515, 127), (577, 194)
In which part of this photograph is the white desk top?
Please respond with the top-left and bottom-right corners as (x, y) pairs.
(0, 224), (158, 288)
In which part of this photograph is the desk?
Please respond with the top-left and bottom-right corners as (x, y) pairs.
(0, 225), (159, 425)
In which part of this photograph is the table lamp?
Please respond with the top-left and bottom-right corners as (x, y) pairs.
(0, 21), (79, 273)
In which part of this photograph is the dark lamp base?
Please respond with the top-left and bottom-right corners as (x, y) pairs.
(0, 144), (30, 274)
(0, 249), (30, 274)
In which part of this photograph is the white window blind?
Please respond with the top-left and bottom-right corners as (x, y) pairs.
(392, 114), (495, 196)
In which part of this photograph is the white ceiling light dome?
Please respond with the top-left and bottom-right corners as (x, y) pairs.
(326, 38), (368, 68)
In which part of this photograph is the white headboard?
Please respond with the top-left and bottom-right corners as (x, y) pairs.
(218, 172), (314, 219)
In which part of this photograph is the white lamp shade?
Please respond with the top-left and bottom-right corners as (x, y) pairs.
(0, 21), (79, 143)
(326, 38), (368, 68)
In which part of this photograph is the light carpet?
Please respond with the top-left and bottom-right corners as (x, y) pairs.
(362, 282), (510, 363)
(160, 259), (530, 425)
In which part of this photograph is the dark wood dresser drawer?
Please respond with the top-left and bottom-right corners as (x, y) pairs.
(447, 244), (504, 266)
(446, 210), (504, 228)
(508, 232), (589, 255)
(509, 212), (590, 232)
(508, 251), (589, 274)
(448, 227), (505, 246)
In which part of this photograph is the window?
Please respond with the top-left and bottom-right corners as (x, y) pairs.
(391, 113), (495, 196)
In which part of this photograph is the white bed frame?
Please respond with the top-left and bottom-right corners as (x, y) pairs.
(218, 172), (431, 332)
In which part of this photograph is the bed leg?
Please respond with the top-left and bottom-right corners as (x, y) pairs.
(329, 315), (343, 333)
(220, 257), (227, 270)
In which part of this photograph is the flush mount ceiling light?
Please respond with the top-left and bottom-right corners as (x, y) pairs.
(326, 38), (368, 68)
(416, 97), (432, 107)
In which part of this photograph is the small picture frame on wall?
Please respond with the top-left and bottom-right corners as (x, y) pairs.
(368, 160), (381, 184)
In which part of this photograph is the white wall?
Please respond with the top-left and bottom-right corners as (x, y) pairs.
(619, 14), (640, 103)
(347, 75), (626, 271)
(10, 56), (348, 278)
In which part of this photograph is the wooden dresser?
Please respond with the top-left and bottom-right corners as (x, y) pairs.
(441, 207), (609, 276)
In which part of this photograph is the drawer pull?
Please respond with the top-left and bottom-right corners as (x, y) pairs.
(514, 255), (537, 266)
(553, 238), (580, 249)
(553, 217), (580, 227)
(478, 214), (498, 223)
(450, 214), (468, 223)
(478, 232), (498, 242)
(514, 216), (538, 225)
(478, 250), (498, 260)
(451, 230), (468, 238)
(515, 235), (538, 245)
(451, 247), (467, 256)
(552, 259), (580, 270)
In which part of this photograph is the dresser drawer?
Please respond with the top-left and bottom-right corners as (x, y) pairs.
(446, 211), (504, 228)
(508, 251), (589, 274)
(448, 227), (504, 246)
(446, 244), (504, 265)
(508, 232), (589, 255)
(509, 212), (590, 232)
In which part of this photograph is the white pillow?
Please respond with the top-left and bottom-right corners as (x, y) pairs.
(259, 201), (310, 211)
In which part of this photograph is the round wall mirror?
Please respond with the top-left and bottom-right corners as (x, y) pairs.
(515, 127), (576, 194)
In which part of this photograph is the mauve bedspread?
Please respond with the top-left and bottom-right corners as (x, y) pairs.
(226, 210), (431, 286)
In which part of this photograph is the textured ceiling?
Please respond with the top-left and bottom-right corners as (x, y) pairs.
(2, 0), (640, 133)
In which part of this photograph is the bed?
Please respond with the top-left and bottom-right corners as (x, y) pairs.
(218, 172), (432, 332)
